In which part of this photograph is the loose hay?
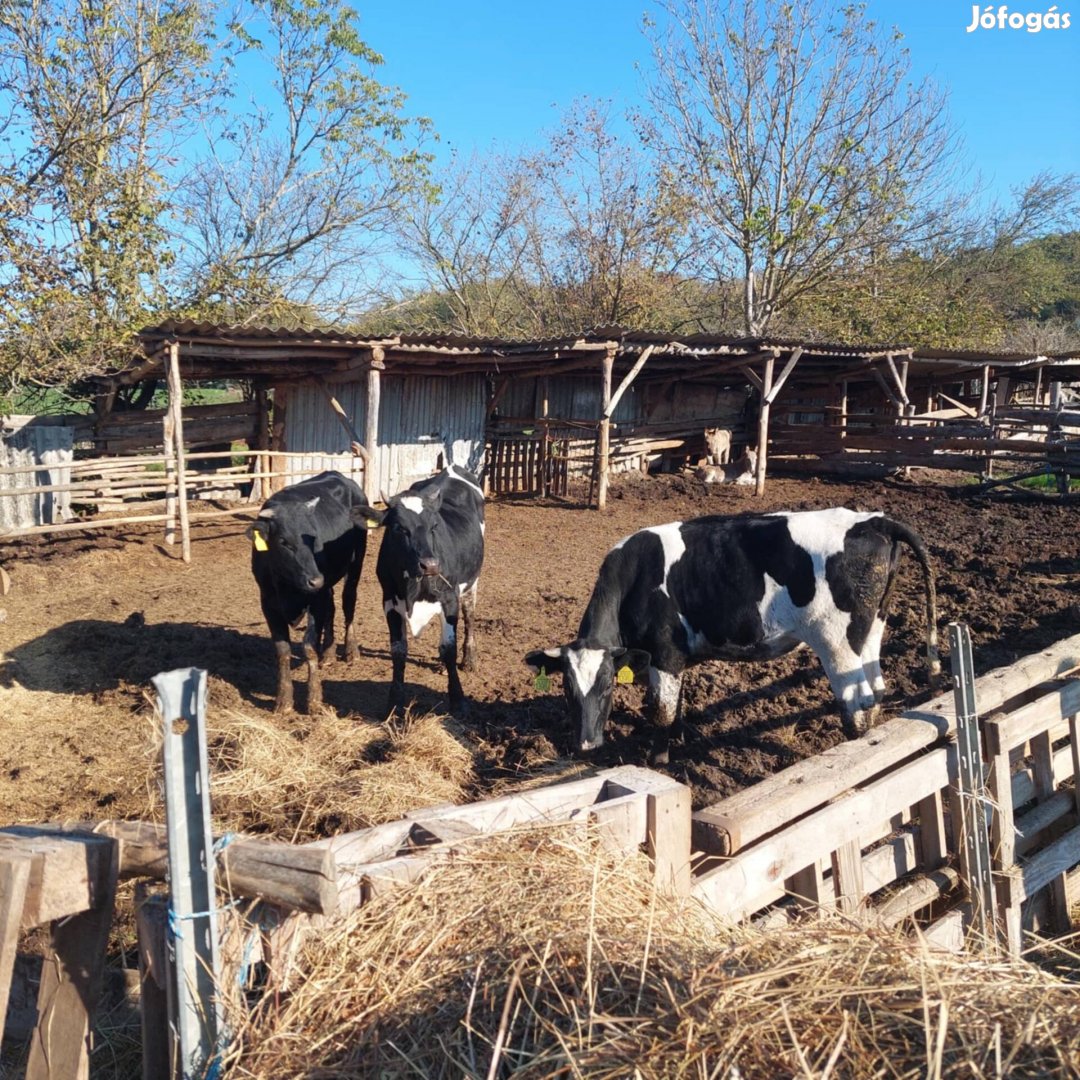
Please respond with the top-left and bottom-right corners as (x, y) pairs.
(205, 706), (475, 839)
(222, 829), (1080, 1079)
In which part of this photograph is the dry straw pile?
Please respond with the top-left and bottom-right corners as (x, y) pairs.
(222, 828), (1080, 1079)
(205, 705), (475, 839)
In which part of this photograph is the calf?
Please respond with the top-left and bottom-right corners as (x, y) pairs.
(250, 471), (373, 714)
(526, 508), (939, 763)
(363, 466), (485, 716)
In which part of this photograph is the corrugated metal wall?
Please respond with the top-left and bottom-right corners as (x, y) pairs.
(0, 416), (74, 529)
(500, 375), (642, 425)
(280, 373), (487, 495)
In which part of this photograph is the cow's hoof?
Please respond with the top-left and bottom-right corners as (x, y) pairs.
(461, 653), (477, 673)
(843, 711), (869, 739)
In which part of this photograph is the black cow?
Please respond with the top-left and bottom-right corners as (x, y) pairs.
(250, 470), (375, 714)
(525, 508), (939, 763)
(362, 466), (485, 716)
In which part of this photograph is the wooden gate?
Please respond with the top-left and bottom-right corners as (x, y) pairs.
(486, 426), (571, 497)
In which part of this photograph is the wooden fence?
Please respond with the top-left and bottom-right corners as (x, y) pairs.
(2, 630), (1080, 1073)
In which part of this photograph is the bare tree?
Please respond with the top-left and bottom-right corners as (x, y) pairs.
(517, 101), (697, 334)
(176, 0), (431, 324)
(643, 0), (961, 335)
(388, 149), (539, 336)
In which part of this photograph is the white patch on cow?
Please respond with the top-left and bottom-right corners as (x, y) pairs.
(447, 465), (485, 499)
(399, 495), (424, 515)
(648, 667), (682, 727)
(257, 506), (276, 518)
(304, 496), (320, 510)
(643, 522), (685, 596)
(861, 616), (888, 698)
(678, 614), (711, 658)
(769, 508), (881, 561)
(383, 595), (443, 638)
(566, 646), (606, 697)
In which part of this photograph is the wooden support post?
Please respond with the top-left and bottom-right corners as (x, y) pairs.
(840, 380), (848, 441)
(754, 355), (775, 497)
(950, 623), (997, 945)
(597, 347), (615, 510)
(135, 885), (172, 1080)
(162, 406), (177, 546)
(254, 387), (271, 503)
(0, 855), (31, 1049)
(605, 345), (655, 419)
(1031, 730), (1070, 931)
(539, 378), (550, 497)
(165, 342), (191, 563)
(364, 348), (384, 504)
(316, 377), (369, 463)
(830, 840), (866, 915)
(645, 782), (692, 897)
(25, 837), (119, 1080)
(787, 861), (828, 913)
(978, 366), (991, 418)
(915, 790), (947, 869)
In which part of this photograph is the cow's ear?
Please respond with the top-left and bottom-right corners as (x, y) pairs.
(247, 521), (272, 552)
(524, 647), (566, 676)
(352, 505), (385, 530)
(610, 647), (651, 684)
(423, 486), (443, 514)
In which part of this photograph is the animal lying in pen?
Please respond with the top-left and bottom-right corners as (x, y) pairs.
(526, 507), (940, 763)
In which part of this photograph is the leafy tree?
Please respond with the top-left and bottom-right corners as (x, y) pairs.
(0, 0), (218, 386)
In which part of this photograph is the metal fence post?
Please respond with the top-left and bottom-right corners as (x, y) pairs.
(153, 667), (223, 1079)
(949, 623), (997, 945)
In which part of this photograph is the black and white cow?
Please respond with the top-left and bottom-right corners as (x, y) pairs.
(250, 471), (374, 714)
(362, 465), (485, 716)
(525, 508), (939, 763)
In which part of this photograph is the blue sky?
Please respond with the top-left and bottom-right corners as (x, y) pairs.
(343, 0), (1079, 203)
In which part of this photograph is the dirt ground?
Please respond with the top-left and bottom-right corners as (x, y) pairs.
(1, 472), (1078, 828)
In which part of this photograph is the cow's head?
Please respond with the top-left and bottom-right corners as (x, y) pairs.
(524, 643), (650, 753)
(249, 498), (371, 593)
(363, 489), (444, 583)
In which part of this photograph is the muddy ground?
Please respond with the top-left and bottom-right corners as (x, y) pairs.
(1, 472), (1078, 828)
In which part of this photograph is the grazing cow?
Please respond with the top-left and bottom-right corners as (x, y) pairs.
(362, 466), (485, 716)
(525, 508), (939, 763)
(703, 427), (732, 465)
(694, 447), (757, 486)
(250, 471), (374, 714)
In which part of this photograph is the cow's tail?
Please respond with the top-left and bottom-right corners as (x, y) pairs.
(880, 517), (941, 677)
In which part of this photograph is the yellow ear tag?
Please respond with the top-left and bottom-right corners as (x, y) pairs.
(533, 667), (552, 693)
(365, 518), (380, 528)
(616, 664), (635, 685)
(253, 532), (269, 552)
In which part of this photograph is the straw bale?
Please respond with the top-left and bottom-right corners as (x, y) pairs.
(222, 829), (1080, 1079)
(205, 706), (475, 840)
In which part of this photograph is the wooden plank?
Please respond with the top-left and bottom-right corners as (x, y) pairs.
(646, 781), (692, 897)
(576, 792), (648, 854)
(25, 838), (118, 1080)
(692, 633), (1080, 858)
(915, 790), (947, 869)
(1031, 730), (1070, 931)
(0, 831), (112, 927)
(604, 345), (655, 418)
(830, 840), (865, 915)
(762, 347), (803, 406)
(1017, 825), (1080, 903)
(990, 678), (1080, 752)
(921, 908), (966, 953)
(0, 856), (31, 1049)
(877, 866), (959, 927)
(755, 355), (775, 496)
(786, 861), (827, 911)
(692, 748), (950, 923)
(134, 887), (172, 1080)
(1014, 790), (1075, 857)
(598, 350), (614, 509)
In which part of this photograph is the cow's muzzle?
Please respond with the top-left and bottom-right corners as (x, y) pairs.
(306, 574), (325, 591)
(419, 558), (441, 578)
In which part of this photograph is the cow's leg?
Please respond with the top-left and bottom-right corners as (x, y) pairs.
(811, 633), (876, 738)
(459, 581), (478, 673)
(385, 601), (408, 716)
(341, 544), (362, 663)
(646, 666), (684, 766)
(260, 597), (295, 714)
(319, 588), (336, 659)
(439, 597), (467, 716)
(303, 597), (330, 714)
(861, 615), (888, 709)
